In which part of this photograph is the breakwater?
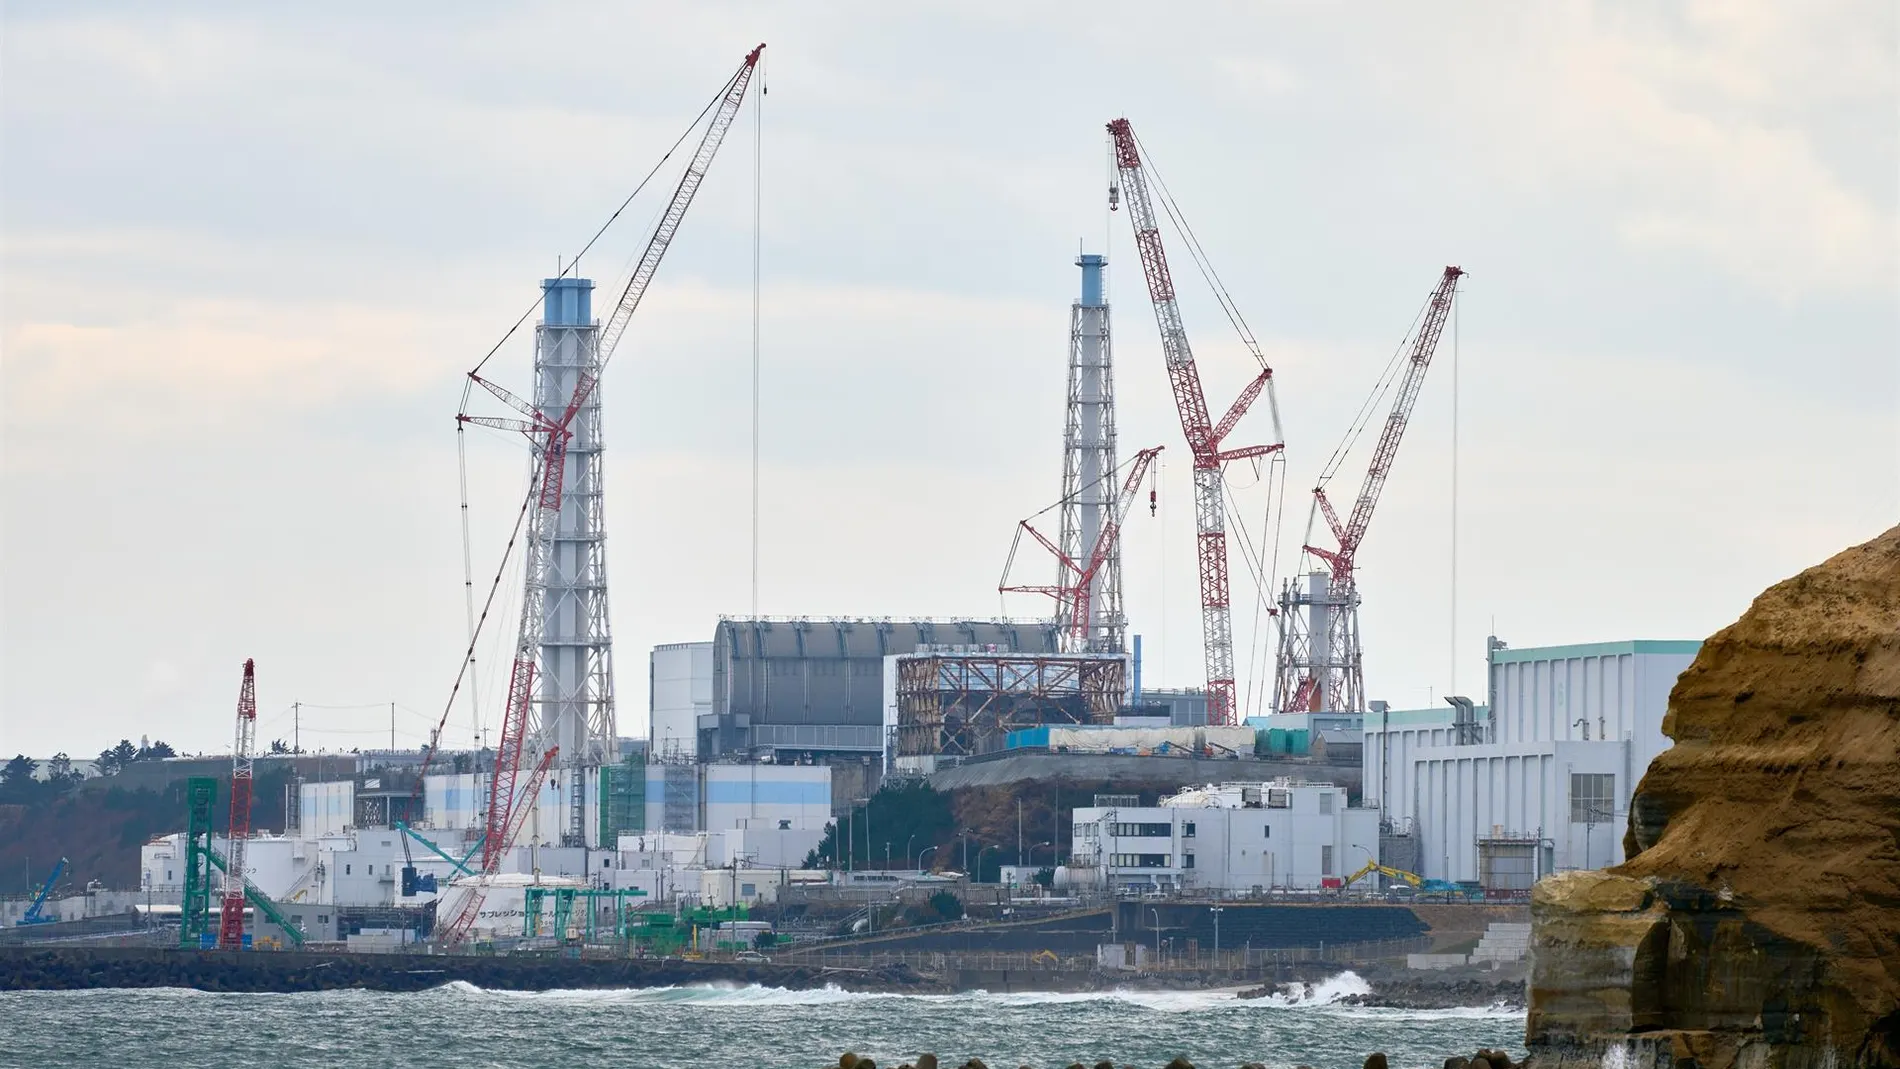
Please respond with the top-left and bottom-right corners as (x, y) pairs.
(0, 946), (941, 994)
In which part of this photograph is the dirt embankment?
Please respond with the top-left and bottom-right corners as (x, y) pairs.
(1527, 526), (1900, 1069)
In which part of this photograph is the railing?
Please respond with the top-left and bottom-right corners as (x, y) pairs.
(783, 935), (1431, 975)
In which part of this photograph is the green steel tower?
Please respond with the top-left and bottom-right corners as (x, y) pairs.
(179, 776), (217, 948)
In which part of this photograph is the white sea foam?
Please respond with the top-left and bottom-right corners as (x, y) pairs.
(1247, 969), (1375, 1006)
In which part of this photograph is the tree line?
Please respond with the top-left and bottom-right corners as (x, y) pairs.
(0, 739), (178, 804)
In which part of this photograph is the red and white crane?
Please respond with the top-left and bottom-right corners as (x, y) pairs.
(216, 658), (257, 950)
(1002, 445), (1164, 651)
(437, 44), (763, 944)
(1106, 118), (1283, 726)
(1278, 265), (1463, 714)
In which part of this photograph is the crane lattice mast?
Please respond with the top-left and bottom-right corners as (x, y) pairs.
(439, 45), (762, 943)
(216, 659), (257, 949)
(1278, 265), (1463, 714)
(1106, 118), (1282, 726)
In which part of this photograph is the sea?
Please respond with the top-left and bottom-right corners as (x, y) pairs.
(0, 971), (1526, 1069)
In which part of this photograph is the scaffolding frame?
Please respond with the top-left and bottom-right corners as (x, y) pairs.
(896, 653), (1124, 757)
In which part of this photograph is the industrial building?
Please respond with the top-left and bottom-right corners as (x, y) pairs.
(138, 759), (831, 923)
(1068, 779), (1379, 894)
(1362, 637), (1700, 888)
(649, 641), (713, 763)
(679, 618), (1063, 761)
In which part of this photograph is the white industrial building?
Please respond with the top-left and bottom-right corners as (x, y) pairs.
(1068, 780), (1380, 894)
(138, 760), (832, 922)
(649, 641), (713, 762)
(1362, 638), (1700, 887)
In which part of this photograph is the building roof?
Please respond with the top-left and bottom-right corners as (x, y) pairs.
(1488, 639), (1702, 665)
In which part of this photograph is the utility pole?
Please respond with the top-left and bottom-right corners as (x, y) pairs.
(391, 702), (396, 752)
(293, 702), (300, 755)
(1017, 799), (1024, 870)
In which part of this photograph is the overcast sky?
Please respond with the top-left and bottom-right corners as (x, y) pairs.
(3, 2), (1895, 760)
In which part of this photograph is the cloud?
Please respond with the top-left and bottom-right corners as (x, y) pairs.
(1431, 2), (1898, 300)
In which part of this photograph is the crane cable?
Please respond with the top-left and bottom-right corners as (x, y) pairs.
(1129, 128), (1292, 714)
(466, 68), (740, 379)
(437, 58), (752, 783)
(1315, 290), (1434, 490)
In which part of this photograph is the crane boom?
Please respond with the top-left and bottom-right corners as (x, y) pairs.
(1282, 266), (1462, 714)
(1107, 118), (1282, 725)
(471, 45), (763, 876)
(217, 659), (257, 949)
(1002, 446), (1163, 650)
(597, 45), (764, 367)
(1325, 265), (1465, 580)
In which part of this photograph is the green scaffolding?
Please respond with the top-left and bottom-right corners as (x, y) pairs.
(598, 752), (646, 846)
(179, 776), (217, 948)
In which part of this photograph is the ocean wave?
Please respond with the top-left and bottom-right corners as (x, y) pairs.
(432, 980), (912, 1006)
(1242, 969), (1374, 1006)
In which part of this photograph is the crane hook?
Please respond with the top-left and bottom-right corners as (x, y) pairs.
(1149, 488), (1157, 517)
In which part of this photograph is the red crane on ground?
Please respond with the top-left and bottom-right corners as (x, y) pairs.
(1106, 118), (1283, 726)
(1001, 445), (1164, 650)
(1284, 265), (1463, 714)
(216, 659), (257, 949)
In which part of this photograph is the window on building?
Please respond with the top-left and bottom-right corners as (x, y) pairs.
(1108, 822), (1173, 837)
(741, 883), (757, 896)
(345, 864), (351, 875)
(166, 870), (173, 882)
(1263, 826), (1271, 839)
(1183, 822), (1196, 838)
(1319, 793), (1334, 815)
(1321, 845), (1334, 876)
(317, 915), (328, 924)
(1183, 853), (1196, 869)
(1571, 773), (1616, 823)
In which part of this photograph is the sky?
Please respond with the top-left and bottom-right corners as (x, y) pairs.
(3, 1), (1896, 760)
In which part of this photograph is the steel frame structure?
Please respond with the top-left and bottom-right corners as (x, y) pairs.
(179, 776), (217, 948)
(1002, 447), (1162, 653)
(455, 44), (763, 886)
(1107, 118), (1281, 726)
(894, 653), (1125, 758)
(1058, 253), (1121, 651)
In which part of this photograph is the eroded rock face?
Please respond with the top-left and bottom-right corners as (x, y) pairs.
(1527, 526), (1900, 1069)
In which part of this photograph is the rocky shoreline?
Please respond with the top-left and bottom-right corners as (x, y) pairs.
(1237, 962), (1527, 1011)
(817, 1048), (1530, 1069)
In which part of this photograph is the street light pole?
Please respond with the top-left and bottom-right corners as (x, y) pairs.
(918, 845), (939, 872)
(906, 834), (917, 872)
(1150, 907), (1162, 964)
(854, 797), (870, 873)
(1209, 905), (1224, 960)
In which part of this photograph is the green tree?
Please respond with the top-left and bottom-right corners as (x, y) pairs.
(96, 740), (139, 776)
(2, 754), (37, 786)
(142, 740), (177, 760)
(0, 755), (39, 802)
(926, 890), (964, 922)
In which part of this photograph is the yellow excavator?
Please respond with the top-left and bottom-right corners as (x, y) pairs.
(1341, 861), (1424, 889)
(1341, 860), (1478, 899)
